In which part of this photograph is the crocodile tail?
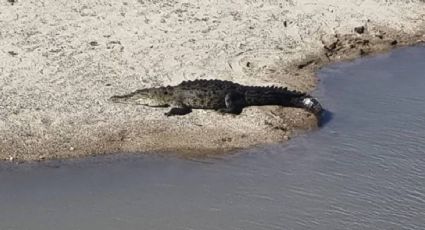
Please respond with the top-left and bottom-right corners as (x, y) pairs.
(291, 96), (323, 115)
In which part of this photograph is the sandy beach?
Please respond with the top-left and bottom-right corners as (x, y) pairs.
(1, 0), (424, 161)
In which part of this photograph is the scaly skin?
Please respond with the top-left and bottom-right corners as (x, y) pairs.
(109, 79), (323, 116)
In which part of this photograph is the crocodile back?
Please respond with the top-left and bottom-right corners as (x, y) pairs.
(178, 79), (241, 91)
(175, 80), (307, 108)
(174, 80), (241, 109)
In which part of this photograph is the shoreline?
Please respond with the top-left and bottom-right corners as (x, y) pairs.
(1, 0), (424, 162)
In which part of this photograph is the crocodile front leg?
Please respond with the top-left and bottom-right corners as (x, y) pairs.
(217, 91), (245, 115)
(164, 99), (193, 116)
(165, 107), (192, 116)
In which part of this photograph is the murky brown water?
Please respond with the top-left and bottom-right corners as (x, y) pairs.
(1, 46), (424, 230)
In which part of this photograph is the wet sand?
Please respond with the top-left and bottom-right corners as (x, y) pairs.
(1, 0), (424, 161)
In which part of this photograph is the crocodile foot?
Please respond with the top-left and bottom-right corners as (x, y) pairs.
(165, 107), (192, 116)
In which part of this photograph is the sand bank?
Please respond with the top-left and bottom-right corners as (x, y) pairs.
(1, 0), (424, 161)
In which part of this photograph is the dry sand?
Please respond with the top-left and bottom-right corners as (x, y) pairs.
(1, 0), (424, 161)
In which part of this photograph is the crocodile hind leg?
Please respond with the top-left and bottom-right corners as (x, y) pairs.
(217, 91), (245, 115)
(165, 107), (192, 116)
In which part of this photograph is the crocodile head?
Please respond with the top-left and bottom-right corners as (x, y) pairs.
(109, 88), (171, 107)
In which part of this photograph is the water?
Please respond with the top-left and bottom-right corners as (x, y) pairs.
(1, 46), (425, 230)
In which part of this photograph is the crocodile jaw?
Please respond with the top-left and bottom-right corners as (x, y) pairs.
(109, 89), (170, 107)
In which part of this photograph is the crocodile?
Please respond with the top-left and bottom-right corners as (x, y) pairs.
(109, 79), (323, 117)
